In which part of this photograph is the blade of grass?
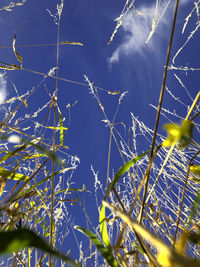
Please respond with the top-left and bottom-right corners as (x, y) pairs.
(12, 33), (23, 66)
(35, 122), (68, 131)
(0, 228), (79, 267)
(16, 167), (75, 200)
(103, 201), (200, 267)
(74, 226), (119, 267)
(99, 204), (112, 249)
(57, 105), (64, 145)
(0, 135), (65, 167)
(4, 157), (50, 205)
(104, 149), (150, 200)
(0, 167), (29, 181)
(0, 61), (21, 70)
(0, 144), (27, 164)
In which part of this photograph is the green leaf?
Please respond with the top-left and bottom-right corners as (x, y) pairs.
(34, 108), (68, 146)
(23, 153), (48, 159)
(0, 144), (27, 164)
(75, 226), (119, 267)
(0, 228), (79, 266)
(18, 167), (74, 199)
(57, 105), (64, 145)
(0, 167), (29, 181)
(99, 204), (111, 249)
(0, 135), (65, 167)
(36, 122), (68, 131)
(104, 150), (150, 199)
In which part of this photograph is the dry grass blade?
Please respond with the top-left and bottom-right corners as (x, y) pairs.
(60, 41), (83, 46)
(12, 33), (23, 66)
(108, 0), (135, 45)
(103, 201), (200, 267)
(0, 0), (27, 12)
(0, 61), (21, 70)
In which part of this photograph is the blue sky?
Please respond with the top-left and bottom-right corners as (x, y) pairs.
(0, 0), (200, 265)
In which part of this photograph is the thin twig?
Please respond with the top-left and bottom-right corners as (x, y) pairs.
(49, 14), (61, 267)
(139, 0), (180, 223)
(20, 67), (113, 93)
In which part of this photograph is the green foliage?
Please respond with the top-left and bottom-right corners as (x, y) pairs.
(104, 149), (150, 199)
(75, 226), (119, 267)
(0, 228), (79, 266)
(99, 204), (112, 249)
(0, 167), (29, 181)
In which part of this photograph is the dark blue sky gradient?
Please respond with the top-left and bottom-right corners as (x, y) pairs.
(0, 0), (199, 264)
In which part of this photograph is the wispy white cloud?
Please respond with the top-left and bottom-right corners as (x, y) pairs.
(108, 2), (171, 65)
(0, 73), (7, 104)
(108, 0), (190, 65)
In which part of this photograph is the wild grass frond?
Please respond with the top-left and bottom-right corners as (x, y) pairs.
(172, 21), (200, 64)
(0, 0), (27, 12)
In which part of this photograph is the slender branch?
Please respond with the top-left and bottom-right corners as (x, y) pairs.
(149, 0), (180, 158)
(0, 42), (80, 48)
(49, 15), (61, 267)
(139, 0), (180, 223)
(20, 67), (111, 93)
(107, 126), (113, 185)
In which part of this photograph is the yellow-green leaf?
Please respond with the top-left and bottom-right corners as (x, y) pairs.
(0, 167), (29, 181)
(99, 204), (111, 249)
(75, 226), (119, 267)
(36, 122), (68, 131)
(57, 105), (64, 145)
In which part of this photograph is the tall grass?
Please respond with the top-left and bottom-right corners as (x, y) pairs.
(0, 0), (200, 266)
